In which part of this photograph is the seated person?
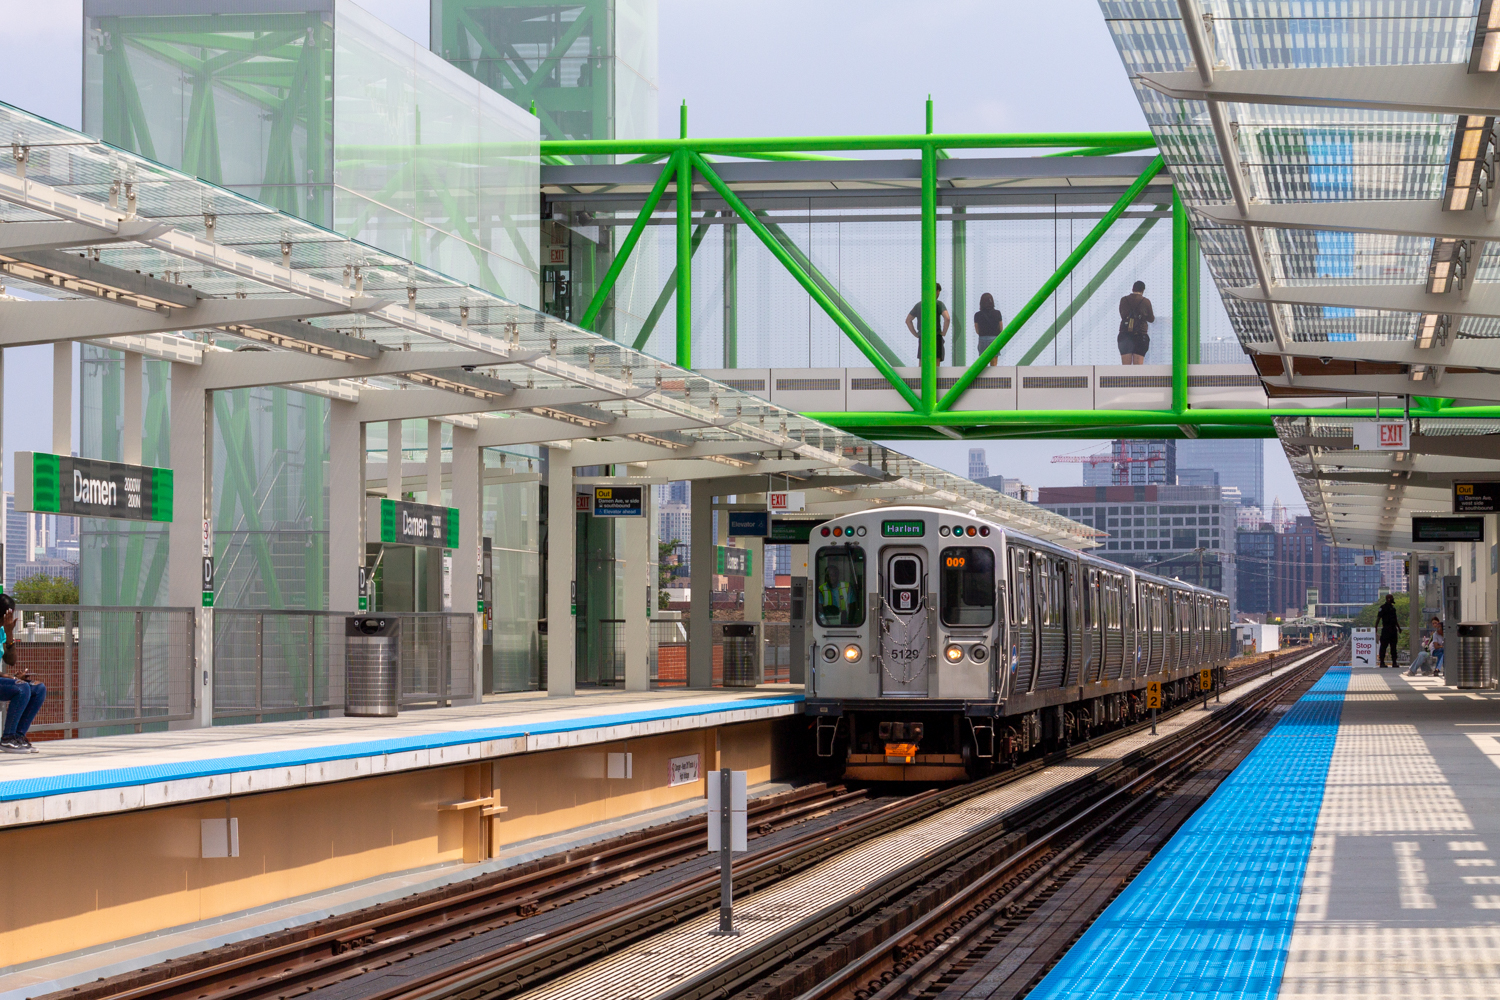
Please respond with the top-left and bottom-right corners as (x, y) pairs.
(0, 595), (44, 753)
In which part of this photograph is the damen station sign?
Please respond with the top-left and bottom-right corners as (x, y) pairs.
(369, 498), (460, 548)
(14, 451), (172, 521)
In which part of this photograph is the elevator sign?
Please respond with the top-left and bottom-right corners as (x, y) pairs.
(370, 498), (459, 548)
(14, 451), (172, 522)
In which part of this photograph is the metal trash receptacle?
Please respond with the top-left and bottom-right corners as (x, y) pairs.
(345, 616), (400, 716)
(1457, 622), (1497, 690)
(721, 622), (761, 688)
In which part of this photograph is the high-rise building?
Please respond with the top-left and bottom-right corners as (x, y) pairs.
(1235, 517), (1381, 617)
(1177, 439), (1264, 509)
(968, 448), (990, 481)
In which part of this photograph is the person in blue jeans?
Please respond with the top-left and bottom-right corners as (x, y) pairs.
(0, 595), (44, 753)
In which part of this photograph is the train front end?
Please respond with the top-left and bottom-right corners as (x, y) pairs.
(805, 506), (1005, 781)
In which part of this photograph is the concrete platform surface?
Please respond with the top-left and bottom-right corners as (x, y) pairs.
(0, 686), (803, 828)
(1031, 665), (1500, 999)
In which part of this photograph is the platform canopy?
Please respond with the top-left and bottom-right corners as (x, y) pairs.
(0, 99), (1095, 549)
(1103, 0), (1500, 550)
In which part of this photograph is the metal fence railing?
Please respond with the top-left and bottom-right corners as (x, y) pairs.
(212, 610), (476, 722)
(762, 621), (791, 684)
(651, 617), (688, 686)
(11, 605), (196, 736)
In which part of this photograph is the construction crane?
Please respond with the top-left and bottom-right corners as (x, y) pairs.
(1050, 452), (1162, 466)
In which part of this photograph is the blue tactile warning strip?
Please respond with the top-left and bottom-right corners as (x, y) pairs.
(0, 693), (803, 803)
(1027, 666), (1350, 1000)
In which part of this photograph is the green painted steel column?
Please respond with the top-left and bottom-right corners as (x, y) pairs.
(724, 219), (738, 367)
(921, 98), (938, 413)
(1172, 189), (1190, 415)
(675, 147), (693, 367)
(952, 205), (967, 367)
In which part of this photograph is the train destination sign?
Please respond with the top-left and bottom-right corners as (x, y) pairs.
(14, 451), (172, 522)
(882, 519), (925, 537)
(1454, 481), (1500, 513)
(1412, 515), (1485, 543)
(370, 498), (460, 548)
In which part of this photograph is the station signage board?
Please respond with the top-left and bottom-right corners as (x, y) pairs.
(716, 545), (752, 577)
(15, 451), (172, 522)
(370, 498), (459, 548)
(1352, 627), (1376, 666)
(1454, 481), (1500, 514)
(1413, 515), (1486, 543)
(592, 485), (644, 517)
(768, 518), (829, 544)
(728, 510), (770, 537)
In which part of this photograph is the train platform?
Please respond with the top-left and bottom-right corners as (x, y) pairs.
(1029, 664), (1500, 999)
(0, 686), (804, 975)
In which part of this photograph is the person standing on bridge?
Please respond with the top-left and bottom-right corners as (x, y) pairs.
(1117, 280), (1154, 364)
(906, 283), (952, 363)
(1376, 593), (1402, 668)
(973, 292), (1004, 366)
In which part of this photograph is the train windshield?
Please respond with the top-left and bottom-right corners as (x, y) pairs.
(940, 547), (995, 626)
(815, 546), (866, 627)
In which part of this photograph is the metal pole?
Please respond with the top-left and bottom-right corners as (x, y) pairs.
(676, 147), (693, 367)
(952, 204), (967, 367)
(718, 766), (733, 934)
(65, 609), (74, 738)
(134, 610), (144, 733)
(920, 97), (938, 414)
(255, 611), (264, 724)
(723, 219), (737, 368)
(1172, 189), (1191, 415)
(541, 131), (1160, 157)
(1151, 706), (1156, 735)
(307, 613), (316, 718)
(578, 163), (675, 331)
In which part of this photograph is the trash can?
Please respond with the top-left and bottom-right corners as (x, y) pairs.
(721, 622), (761, 688)
(345, 616), (400, 716)
(1457, 622), (1496, 690)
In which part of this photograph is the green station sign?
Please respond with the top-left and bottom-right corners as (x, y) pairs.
(369, 498), (460, 548)
(15, 451), (172, 522)
(882, 519), (925, 537)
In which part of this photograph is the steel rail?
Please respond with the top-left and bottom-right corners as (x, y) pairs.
(775, 645), (1342, 1000)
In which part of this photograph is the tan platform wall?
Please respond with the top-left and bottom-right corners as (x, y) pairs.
(0, 718), (789, 968)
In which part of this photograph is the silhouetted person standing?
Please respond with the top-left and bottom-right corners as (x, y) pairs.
(906, 283), (952, 363)
(973, 292), (1003, 366)
(1376, 593), (1402, 669)
(1118, 280), (1154, 364)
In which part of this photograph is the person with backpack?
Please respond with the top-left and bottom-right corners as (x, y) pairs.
(1118, 280), (1155, 364)
(973, 292), (1004, 366)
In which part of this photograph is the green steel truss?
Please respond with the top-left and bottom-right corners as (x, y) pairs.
(545, 124), (1500, 440)
(90, 12), (333, 224)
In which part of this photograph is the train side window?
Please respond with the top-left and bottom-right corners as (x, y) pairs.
(814, 547), (866, 627)
(940, 547), (995, 626)
(1010, 551), (1031, 626)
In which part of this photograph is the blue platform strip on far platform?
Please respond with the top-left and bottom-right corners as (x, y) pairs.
(1027, 666), (1350, 1000)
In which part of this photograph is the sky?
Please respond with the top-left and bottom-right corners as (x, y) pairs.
(0, 0), (1306, 511)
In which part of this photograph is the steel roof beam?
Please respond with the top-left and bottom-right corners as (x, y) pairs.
(473, 414), (714, 449)
(1140, 64), (1500, 119)
(1263, 339), (1498, 367)
(200, 349), (506, 391)
(1264, 371), (1500, 402)
(1195, 201), (1500, 242)
(352, 386), (638, 423)
(1226, 282), (1500, 320)
(0, 296), (384, 347)
(0, 219), (171, 253)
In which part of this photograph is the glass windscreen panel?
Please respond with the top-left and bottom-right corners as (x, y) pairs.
(941, 547), (995, 627)
(815, 546), (865, 627)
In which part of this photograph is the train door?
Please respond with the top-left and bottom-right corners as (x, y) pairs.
(1082, 569), (1098, 683)
(1008, 547), (1036, 693)
(879, 547), (930, 697)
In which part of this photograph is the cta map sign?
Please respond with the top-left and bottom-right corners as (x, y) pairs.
(15, 451), (172, 522)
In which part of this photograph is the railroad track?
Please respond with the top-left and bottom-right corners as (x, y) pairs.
(45, 782), (873, 1000)
(724, 643), (1344, 1000)
(52, 646), (1334, 1000)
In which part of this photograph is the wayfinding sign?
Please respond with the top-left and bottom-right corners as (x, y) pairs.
(1413, 516), (1485, 543)
(370, 498), (459, 548)
(592, 485), (644, 517)
(717, 545), (752, 577)
(15, 451), (172, 522)
(1454, 481), (1500, 514)
(728, 510), (770, 537)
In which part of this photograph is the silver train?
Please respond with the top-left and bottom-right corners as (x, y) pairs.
(806, 505), (1232, 781)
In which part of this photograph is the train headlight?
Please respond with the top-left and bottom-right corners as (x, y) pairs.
(944, 644), (965, 663)
(822, 644), (839, 662)
(970, 644), (989, 662)
(843, 644), (862, 662)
